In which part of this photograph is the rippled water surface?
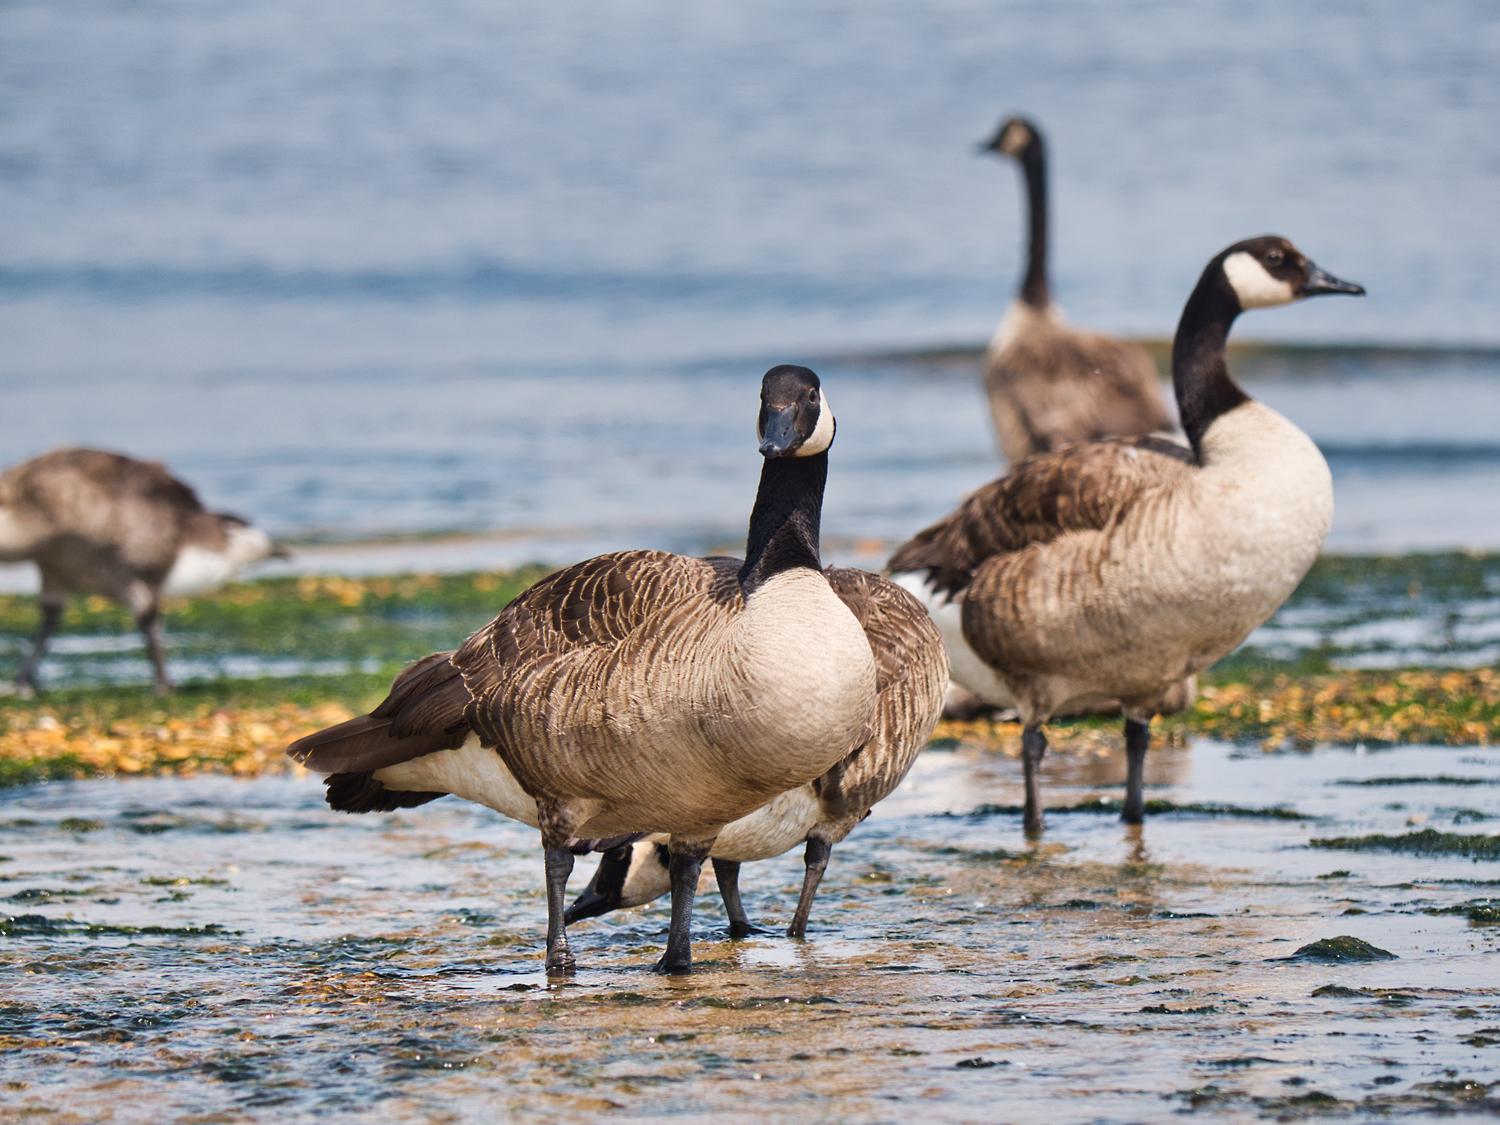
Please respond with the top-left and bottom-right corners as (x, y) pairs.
(4, 2), (1500, 563)
(3, 740), (1498, 1120)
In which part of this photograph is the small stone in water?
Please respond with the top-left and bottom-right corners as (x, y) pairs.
(1285, 935), (1397, 963)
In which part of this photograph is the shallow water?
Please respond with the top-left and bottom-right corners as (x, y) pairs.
(2, 346), (1499, 593)
(3, 739), (1497, 1120)
(4, 3), (1500, 567)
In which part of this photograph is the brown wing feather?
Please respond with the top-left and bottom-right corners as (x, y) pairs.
(888, 436), (1197, 599)
(288, 651), (471, 774)
(453, 550), (738, 789)
(987, 326), (1173, 461)
(817, 568), (947, 833)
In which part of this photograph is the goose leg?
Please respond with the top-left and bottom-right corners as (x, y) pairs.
(1122, 717), (1151, 824)
(654, 839), (712, 974)
(16, 597), (63, 695)
(787, 837), (832, 939)
(136, 604), (171, 696)
(542, 845), (577, 975)
(713, 859), (758, 939)
(1021, 723), (1049, 838)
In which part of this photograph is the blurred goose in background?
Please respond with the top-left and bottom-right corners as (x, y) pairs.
(0, 448), (285, 695)
(979, 115), (1175, 462)
(566, 566), (946, 939)
(891, 236), (1363, 835)
(289, 365), (881, 975)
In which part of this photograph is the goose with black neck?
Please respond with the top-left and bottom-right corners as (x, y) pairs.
(288, 365), (878, 975)
(890, 235), (1363, 836)
(978, 115), (1175, 463)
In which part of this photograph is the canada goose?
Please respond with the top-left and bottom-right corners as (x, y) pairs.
(0, 448), (285, 695)
(890, 236), (1363, 835)
(288, 365), (880, 975)
(979, 116), (1174, 462)
(565, 566), (946, 938)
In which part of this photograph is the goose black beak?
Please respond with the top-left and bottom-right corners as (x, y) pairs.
(1301, 263), (1365, 298)
(563, 883), (616, 925)
(758, 405), (802, 458)
(269, 543), (294, 561)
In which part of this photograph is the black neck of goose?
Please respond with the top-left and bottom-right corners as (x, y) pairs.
(1172, 269), (1250, 457)
(739, 453), (826, 595)
(1017, 140), (1050, 309)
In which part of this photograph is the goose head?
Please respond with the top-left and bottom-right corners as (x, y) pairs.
(978, 115), (1040, 159)
(217, 513), (290, 564)
(1216, 235), (1365, 311)
(757, 364), (835, 458)
(565, 842), (671, 923)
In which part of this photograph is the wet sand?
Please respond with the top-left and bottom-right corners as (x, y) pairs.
(3, 738), (1497, 1120)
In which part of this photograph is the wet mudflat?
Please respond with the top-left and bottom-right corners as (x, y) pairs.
(3, 739), (1497, 1121)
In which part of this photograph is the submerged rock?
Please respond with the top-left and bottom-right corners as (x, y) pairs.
(1284, 935), (1398, 963)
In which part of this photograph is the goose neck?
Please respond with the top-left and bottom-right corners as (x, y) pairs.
(1017, 142), (1049, 309)
(1172, 274), (1249, 458)
(739, 453), (826, 595)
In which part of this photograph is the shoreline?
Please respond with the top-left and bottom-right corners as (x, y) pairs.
(2, 559), (1496, 789)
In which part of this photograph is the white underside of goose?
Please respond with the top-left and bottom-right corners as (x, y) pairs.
(375, 735), (539, 827)
(889, 570), (1016, 707)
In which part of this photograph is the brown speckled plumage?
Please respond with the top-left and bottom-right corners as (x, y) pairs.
(564, 564), (947, 936)
(985, 307), (1176, 463)
(888, 435), (1196, 600)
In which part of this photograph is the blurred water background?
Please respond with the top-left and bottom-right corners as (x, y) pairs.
(3, 1), (1499, 570)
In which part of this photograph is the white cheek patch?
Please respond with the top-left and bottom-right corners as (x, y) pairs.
(1223, 251), (1296, 308)
(226, 523), (274, 567)
(1000, 124), (1027, 155)
(795, 394), (836, 457)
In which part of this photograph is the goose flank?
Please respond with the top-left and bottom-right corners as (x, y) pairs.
(565, 565), (946, 939)
(288, 365), (880, 975)
(891, 236), (1364, 836)
(0, 448), (284, 695)
(980, 116), (1175, 463)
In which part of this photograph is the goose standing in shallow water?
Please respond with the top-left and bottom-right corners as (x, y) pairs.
(565, 566), (946, 939)
(289, 366), (880, 975)
(890, 236), (1363, 835)
(0, 448), (284, 695)
(980, 116), (1174, 462)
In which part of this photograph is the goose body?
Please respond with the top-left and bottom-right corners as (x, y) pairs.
(891, 236), (1363, 834)
(980, 117), (1174, 462)
(565, 565), (947, 938)
(0, 448), (282, 695)
(289, 366), (881, 974)
(346, 556), (877, 841)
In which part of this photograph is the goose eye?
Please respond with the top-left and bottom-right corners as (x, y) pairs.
(808, 390), (820, 404)
(1265, 248), (1284, 266)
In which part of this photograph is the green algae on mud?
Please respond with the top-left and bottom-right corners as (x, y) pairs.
(935, 797), (1313, 820)
(0, 913), (236, 939)
(2, 554), (1498, 791)
(1424, 898), (1500, 923)
(1310, 829), (1500, 861)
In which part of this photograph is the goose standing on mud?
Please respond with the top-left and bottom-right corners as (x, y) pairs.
(289, 366), (881, 975)
(0, 449), (284, 695)
(890, 236), (1363, 835)
(980, 116), (1174, 462)
(566, 566), (946, 939)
